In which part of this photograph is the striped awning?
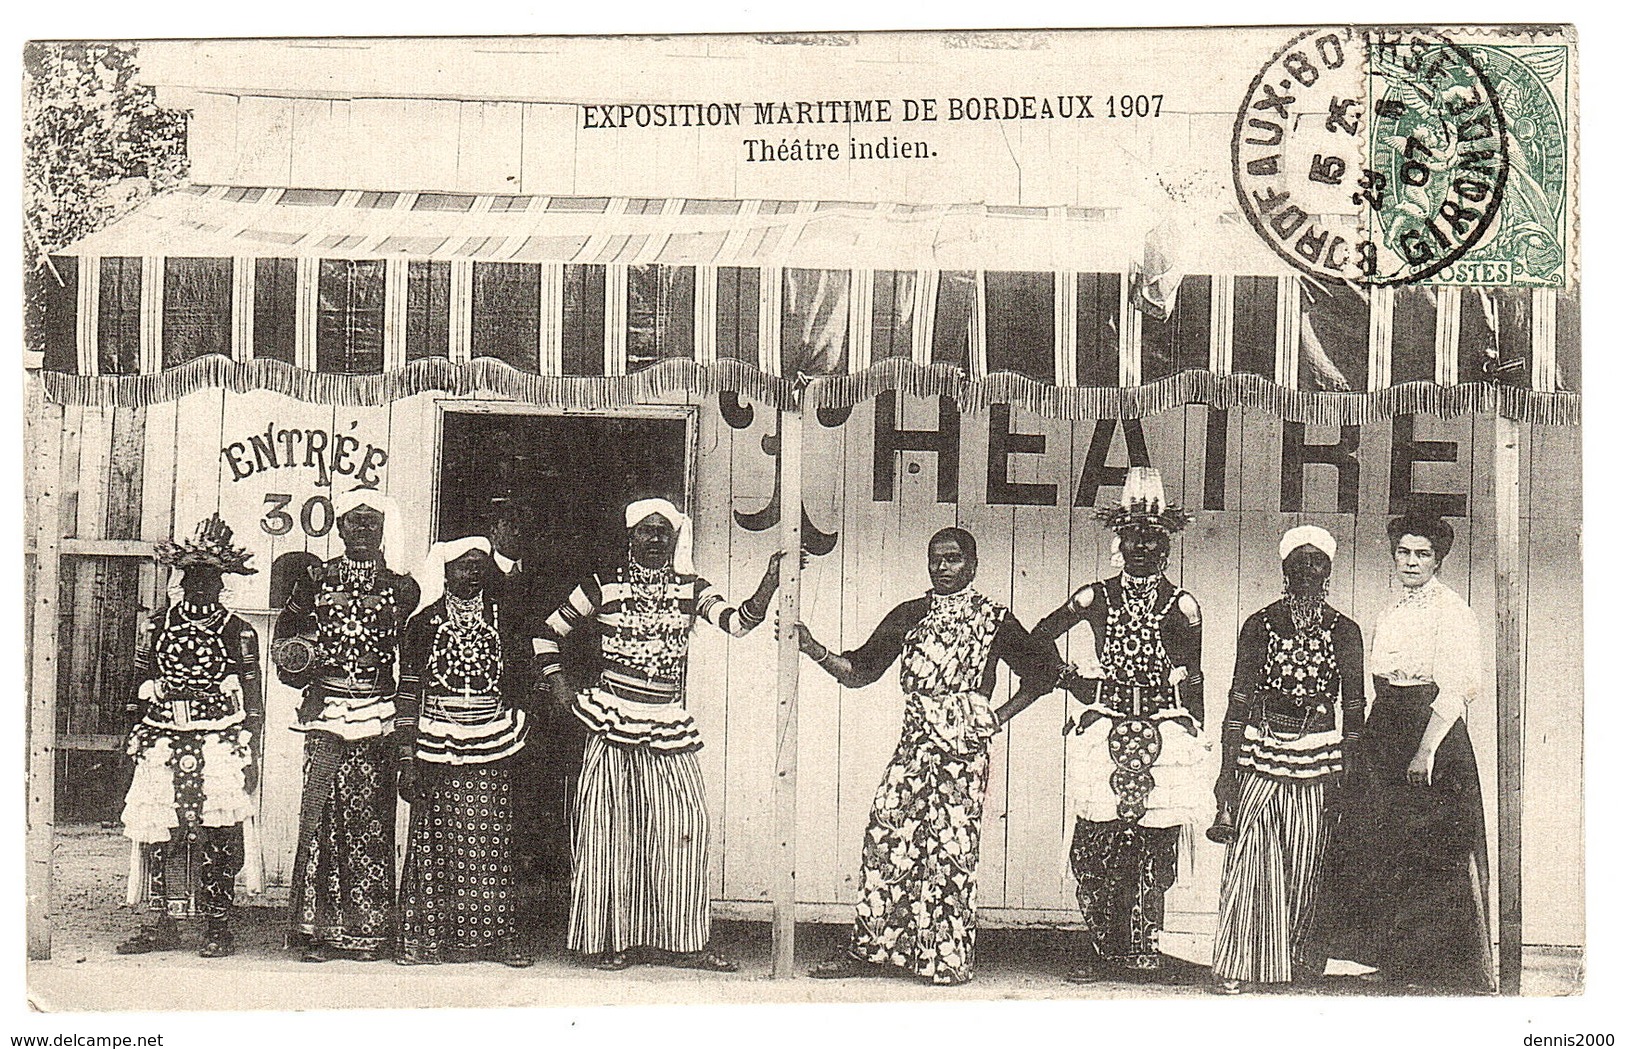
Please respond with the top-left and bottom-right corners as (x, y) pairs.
(36, 185), (1580, 425)
(55, 183), (1294, 274)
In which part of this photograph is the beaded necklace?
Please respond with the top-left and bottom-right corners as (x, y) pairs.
(620, 560), (688, 680)
(430, 591), (501, 698)
(158, 601), (231, 692)
(1119, 572), (1161, 626)
(1286, 593), (1327, 634)
(444, 590), (489, 633)
(174, 599), (228, 631)
(338, 556), (377, 590)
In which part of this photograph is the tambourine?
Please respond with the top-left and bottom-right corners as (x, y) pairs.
(271, 634), (319, 676)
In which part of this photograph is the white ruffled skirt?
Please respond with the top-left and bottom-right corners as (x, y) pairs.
(1065, 717), (1215, 829)
(121, 726), (265, 904)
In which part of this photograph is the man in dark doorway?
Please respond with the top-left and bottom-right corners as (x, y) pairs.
(481, 497), (580, 930)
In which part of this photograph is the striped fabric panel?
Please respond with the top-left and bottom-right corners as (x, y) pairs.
(1237, 725), (1343, 779)
(1297, 280), (1369, 392)
(471, 262), (542, 373)
(535, 575), (605, 670)
(315, 259), (386, 374)
(626, 264), (697, 372)
(415, 705), (526, 764)
(984, 270), (1056, 382)
(567, 735), (712, 955)
(97, 256), (142, 375)
(161, 257), (233, 367)
(1211, 775), (1329, 983)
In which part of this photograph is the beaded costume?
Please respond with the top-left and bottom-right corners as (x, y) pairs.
(119, 514), (262, 956)
(536, 498), (771, 961)
(1212, 576), (1366, 986)
(1031, 468), (1205, 974)
(395, 566), (531, 962)
(276, 539), (418, 956)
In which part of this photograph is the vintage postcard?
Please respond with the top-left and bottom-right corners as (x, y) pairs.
(20, 25), (1582, 1021)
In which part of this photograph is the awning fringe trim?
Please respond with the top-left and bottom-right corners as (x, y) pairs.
(39, 356), (1581, 425)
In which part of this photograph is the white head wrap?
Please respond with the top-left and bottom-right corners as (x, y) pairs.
(413, 536), (493, 615)
(333, 487), (406, 573)
(1280, 525), (1337, 562)
(624, 497), (695, 575)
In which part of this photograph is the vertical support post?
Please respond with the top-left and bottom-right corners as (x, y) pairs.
(1494, 411), (1524, 995)
(772, 407), (804, 978)
(26, 386), (63, 961)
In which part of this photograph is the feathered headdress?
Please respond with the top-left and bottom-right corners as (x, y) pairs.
(1093, 467), (1193, 534)
(155, 513), (257, 575)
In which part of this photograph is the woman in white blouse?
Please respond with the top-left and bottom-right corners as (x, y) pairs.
(1308, 512), (1494, 993)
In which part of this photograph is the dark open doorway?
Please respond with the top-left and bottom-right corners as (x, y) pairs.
(435, 406), (694, 927)
(437, 408), (692, 571)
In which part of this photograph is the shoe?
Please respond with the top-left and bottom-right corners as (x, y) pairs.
(671, 948), (738, 973)
(1210, 978), (1244, 995)
(198, 936), (235, 959)
(116, 925), (181, 955)
(396, 951), (440, 966)
(807, 954), (883, 980)
(352, 949), (385, 962)
(499, 944), (534, 968)
(300, 945), (332, 963)
(590, 951), (632, 971)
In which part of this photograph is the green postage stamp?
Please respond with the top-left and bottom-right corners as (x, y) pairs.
(1426, 41), (1571, 287)
(1234, 26), (1575, 289)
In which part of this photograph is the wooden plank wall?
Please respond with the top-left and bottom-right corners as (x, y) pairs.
(44, 389), (1585, 948)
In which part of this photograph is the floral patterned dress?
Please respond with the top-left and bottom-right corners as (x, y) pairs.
(837, 589), (1061, 984)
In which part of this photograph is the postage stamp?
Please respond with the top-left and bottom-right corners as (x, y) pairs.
(1429, 40), (1571, 286)
(1232, 26), (1570, 288)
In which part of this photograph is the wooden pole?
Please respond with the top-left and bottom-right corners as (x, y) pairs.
(26, 384), (64, 961)
(1493, 412), (1524, 995)
(772, 408), (804, 978)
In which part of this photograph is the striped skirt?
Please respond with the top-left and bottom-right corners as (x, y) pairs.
(1211, 773), (1328, 983)
(567, 733), (711, 955)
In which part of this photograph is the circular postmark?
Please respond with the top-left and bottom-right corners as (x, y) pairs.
(1232, 28), (1509, 285)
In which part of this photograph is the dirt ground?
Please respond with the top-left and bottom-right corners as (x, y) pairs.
(28, 823), (1583, 1012)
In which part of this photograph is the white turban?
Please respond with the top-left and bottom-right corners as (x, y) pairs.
(413, 536), (493, 616)
(1280, 525), (1337, 562)
(624, 497), (695, 575)
(332, 486), (406, 574)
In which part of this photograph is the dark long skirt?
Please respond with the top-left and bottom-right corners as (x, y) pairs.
(289, 733), (397, 952)
(400, 763), (520, 959)
(1311, 681), (1494, 992)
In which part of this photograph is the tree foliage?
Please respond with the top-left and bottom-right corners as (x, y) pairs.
(23, 42), (188, 354)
